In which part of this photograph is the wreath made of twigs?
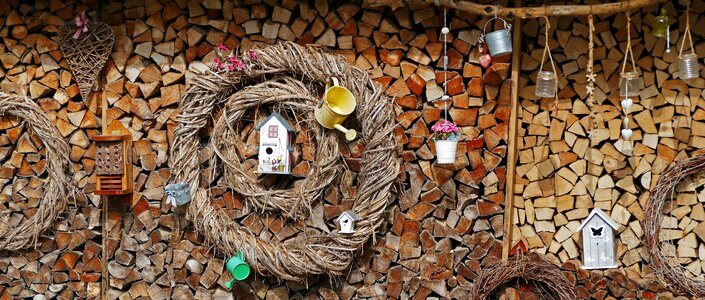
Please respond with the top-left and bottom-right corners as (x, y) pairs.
(0, 92), (72, 251)
(470, 253), (577, 300)
(644, 153), (705, 297)
(169, 42), (399, 281)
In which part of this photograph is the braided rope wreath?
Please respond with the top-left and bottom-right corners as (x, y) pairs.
(470, 253), (577, 300)
(169, 42), (399, 281)
(0, 92), (72, 251)
(644, 153), (705, 297)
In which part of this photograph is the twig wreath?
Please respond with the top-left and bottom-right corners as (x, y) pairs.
(169, 42), (399, 281)
(470, 253), (577, 300)
(644, 153), (705, 297)
(0, 92), (72, 251)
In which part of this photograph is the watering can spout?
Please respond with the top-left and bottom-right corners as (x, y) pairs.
(225, 278), (236, 289)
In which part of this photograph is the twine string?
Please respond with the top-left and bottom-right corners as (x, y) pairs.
(621, 12), (637, 75)
(678, 2), (696, 58)
(538, 16), (558, 102)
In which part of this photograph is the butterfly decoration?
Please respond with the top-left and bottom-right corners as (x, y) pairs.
(590, 226), (604, 237)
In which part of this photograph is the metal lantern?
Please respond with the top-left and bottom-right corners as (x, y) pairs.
(652, 8), (669, 37)
(535, 71), (557, 98)
(619, 72), (640, 97)
(482, 17), (512, 57)
(679, 53), (700, 79)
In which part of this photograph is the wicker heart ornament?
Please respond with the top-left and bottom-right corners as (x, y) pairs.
(58, 16), (114, 102)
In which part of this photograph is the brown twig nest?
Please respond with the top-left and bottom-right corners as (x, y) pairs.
(0, 92), (72, 251)
(169, 42), (399, 281)
(644, 153), (705, 297)
(470, 253), (577, 300)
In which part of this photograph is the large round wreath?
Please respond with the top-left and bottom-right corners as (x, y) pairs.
(0, 92), (72, 251)
(169, 42), (399, 281)
(644, 153), (705, 297)
(470, 253), (577, 300)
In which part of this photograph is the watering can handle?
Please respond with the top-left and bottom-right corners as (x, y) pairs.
(482, 17), (511, 34)
(319, 76), (340, 109)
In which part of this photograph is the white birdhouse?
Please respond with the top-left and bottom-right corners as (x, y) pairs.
(336, 210), (360, 234)
(577, 208), (619, 269)
(255, 112), (294, 174)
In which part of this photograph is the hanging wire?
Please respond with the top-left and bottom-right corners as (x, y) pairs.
(443, 6), (448, 121)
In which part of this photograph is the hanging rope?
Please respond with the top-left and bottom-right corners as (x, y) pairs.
(538, 16), (559, 109)
(620, 12), (637, 75)
(678, 2), (695, 58)
(443, 6), (448, 121)
(586, 15), (597, 134)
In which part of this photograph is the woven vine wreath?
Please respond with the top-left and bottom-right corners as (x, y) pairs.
(0, 92), (72, 251)
(644, 153), (705, 297)
(470, 253), (577, 300)
(169, 42), (399, 281)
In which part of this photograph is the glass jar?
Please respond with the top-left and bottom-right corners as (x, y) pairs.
(619, 72), (640, 97)
(535, 71), (557, 98)
(652, 8), (669, 38)
(679, 53), (700, 80)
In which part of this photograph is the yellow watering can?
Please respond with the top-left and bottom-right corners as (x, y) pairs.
(315, 77), (357, 141)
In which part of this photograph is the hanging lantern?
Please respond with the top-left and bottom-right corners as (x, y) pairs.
(535, 71), (557, 98)
(481, 17), (512, 57)
(619, 71), (640, 97)
(652, 8), (669, 38)
(679, 53), (700, 79)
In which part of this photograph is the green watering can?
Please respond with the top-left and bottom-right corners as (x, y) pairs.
(225, 251), (251, 289)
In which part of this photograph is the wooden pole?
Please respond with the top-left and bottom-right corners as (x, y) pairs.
(501, 1), (522, 262)
(365, 0), (660, 18)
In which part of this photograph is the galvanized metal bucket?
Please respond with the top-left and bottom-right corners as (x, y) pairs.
(483, 17), (513, 57)
(165, 182), (191, 206)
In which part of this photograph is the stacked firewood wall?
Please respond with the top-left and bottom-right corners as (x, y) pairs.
(512, 1), (705, 298)
(0, 0), (513, 298)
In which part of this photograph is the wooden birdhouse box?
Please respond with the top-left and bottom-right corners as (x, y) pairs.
(577, 208), (618, 269)
(93, 120), (132, 195)
(336, 210), (359, 234)
(255, 112), (294, 174)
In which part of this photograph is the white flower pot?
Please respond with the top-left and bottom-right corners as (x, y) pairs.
(435, 140), (458, 164)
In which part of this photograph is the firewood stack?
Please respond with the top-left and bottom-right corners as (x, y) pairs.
(0, 1), (103, 299)
(511, 1), (705, 298)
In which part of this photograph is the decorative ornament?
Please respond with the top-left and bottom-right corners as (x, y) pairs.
(336, 210), (360, 234)
(619, 12), (639, 141)
(644, 154), (705, 297)
(535, 17), (558, 102)
(165, 182), (190, 206)
(471, 253), (577, 300)
(255, 112), (294, 174)
(315, 76), (357, 141)
(678, 3), (700, 80)
(652, 7), (669, 38)
(480, 7), (513, 57)
(93, 120), (133, 195)
(225, 251), (251, 288)
(168, 42), (399, 281)
(58, 12), (115, 102)
(577, 208), (618, 269)
(586, 15), (598, 135)
(0, 92), (72, 251)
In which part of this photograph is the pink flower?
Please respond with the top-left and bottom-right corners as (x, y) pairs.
(73, 11), (89, 39)
(248, 49), (257, 60)
(234, 60), (246, 71)
(227, 64), (235, 72)
(229, 56), (238, 64)
(217, 43), (229, 51)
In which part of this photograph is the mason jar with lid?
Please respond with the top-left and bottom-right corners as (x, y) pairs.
(619, 71), (640, 97)
(535, 71), (557, 98)
(679, 53), (700, 79)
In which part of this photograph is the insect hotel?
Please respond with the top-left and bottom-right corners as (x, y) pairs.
(93, 120), (132, 195)
(577, 208), (618, 269)
(255, 112), (294, 174)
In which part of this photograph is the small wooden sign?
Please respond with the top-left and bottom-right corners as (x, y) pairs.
(93, 120), (132, 195)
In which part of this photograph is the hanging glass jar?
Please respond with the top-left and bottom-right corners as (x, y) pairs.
(620, 72), (640, 97)
(652, 8), (669, 38)
(535, 71), (557, 98)
(679, 53), (700, 80)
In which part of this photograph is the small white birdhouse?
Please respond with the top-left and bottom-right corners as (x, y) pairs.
(577, 208), (619, 269)
(336, 210), (360, 234)
(255, 112), (294, 174)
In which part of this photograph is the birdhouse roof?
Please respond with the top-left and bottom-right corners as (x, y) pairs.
(336, 210), (360, 222)
(255, 112), (294, 132)
(577, 208), (618, 231)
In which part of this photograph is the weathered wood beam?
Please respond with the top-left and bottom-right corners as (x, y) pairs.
(365, 0), (660, 17)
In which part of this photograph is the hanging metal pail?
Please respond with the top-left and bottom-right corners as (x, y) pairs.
(483, 17), (513, 57)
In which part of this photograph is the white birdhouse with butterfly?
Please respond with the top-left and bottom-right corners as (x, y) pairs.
(577, 208), (619, 269)
(256, 112), (294, 174)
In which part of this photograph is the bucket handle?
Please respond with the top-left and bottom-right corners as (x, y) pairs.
(482, 17), (511, 35)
